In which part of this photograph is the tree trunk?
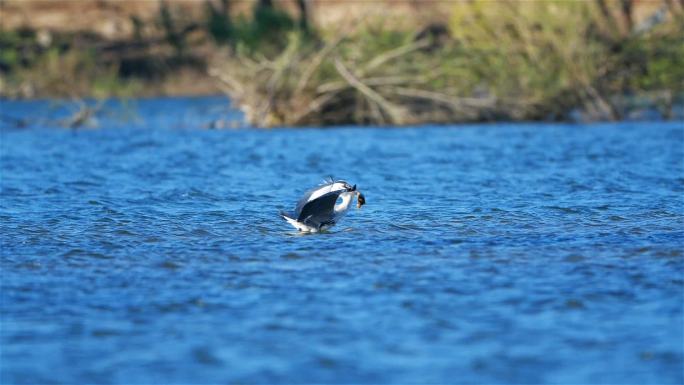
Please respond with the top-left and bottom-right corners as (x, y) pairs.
(620, 0), (633, 34)
(297, 0), (310, 32)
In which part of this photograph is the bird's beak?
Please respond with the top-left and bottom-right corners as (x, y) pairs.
(356, 192), (366, 208)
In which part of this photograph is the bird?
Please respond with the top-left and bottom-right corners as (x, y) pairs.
(280, 178), (366, 232)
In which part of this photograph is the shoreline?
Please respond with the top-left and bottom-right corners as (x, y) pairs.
(2, 95), (682, 131)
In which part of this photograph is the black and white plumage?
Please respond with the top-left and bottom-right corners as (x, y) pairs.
(280, 178), (365, 232)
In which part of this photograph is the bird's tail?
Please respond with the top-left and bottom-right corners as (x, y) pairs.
(280, 211), (306, 231)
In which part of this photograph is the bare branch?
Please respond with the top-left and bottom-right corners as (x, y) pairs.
(334, 57), (407, 124)
(294, 18), (362, 94)
(362, 38), (431, 74)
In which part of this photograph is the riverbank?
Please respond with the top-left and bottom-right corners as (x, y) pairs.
(1, 0), (683, 127)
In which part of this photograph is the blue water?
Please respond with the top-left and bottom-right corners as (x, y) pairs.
(1, 97), (683, 384)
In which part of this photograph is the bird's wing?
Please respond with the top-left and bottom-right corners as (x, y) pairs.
(297, 190), (342, 224)
(294, 180), (347, 216)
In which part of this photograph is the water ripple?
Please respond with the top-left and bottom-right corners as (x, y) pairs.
(1, 100), (682, 384)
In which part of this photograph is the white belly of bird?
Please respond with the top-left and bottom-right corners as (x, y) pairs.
(283, 216), (323, 232)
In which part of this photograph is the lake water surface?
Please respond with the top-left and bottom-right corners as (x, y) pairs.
(1, 97), (683, 384)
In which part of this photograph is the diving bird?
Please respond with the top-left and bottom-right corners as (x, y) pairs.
(280, 178), (366, 232)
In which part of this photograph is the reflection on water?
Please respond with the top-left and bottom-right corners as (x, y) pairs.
(1, 97), (683, 384)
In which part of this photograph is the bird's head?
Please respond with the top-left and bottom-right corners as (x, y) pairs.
(329, 180), (354, 192)
(333, 180), (364, 207)
(334, 181), (356, 192)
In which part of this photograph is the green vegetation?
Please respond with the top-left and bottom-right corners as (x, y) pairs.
(1, 1), (682, 126)
(210, 1), (684, 126)
(0, 0), (303, 99)
(0, 29), (142, 99)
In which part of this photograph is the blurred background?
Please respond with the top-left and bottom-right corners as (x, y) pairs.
(1, 0), (683, 126)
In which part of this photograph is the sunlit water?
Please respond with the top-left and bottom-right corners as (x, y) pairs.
(1, 97), (683, 384)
